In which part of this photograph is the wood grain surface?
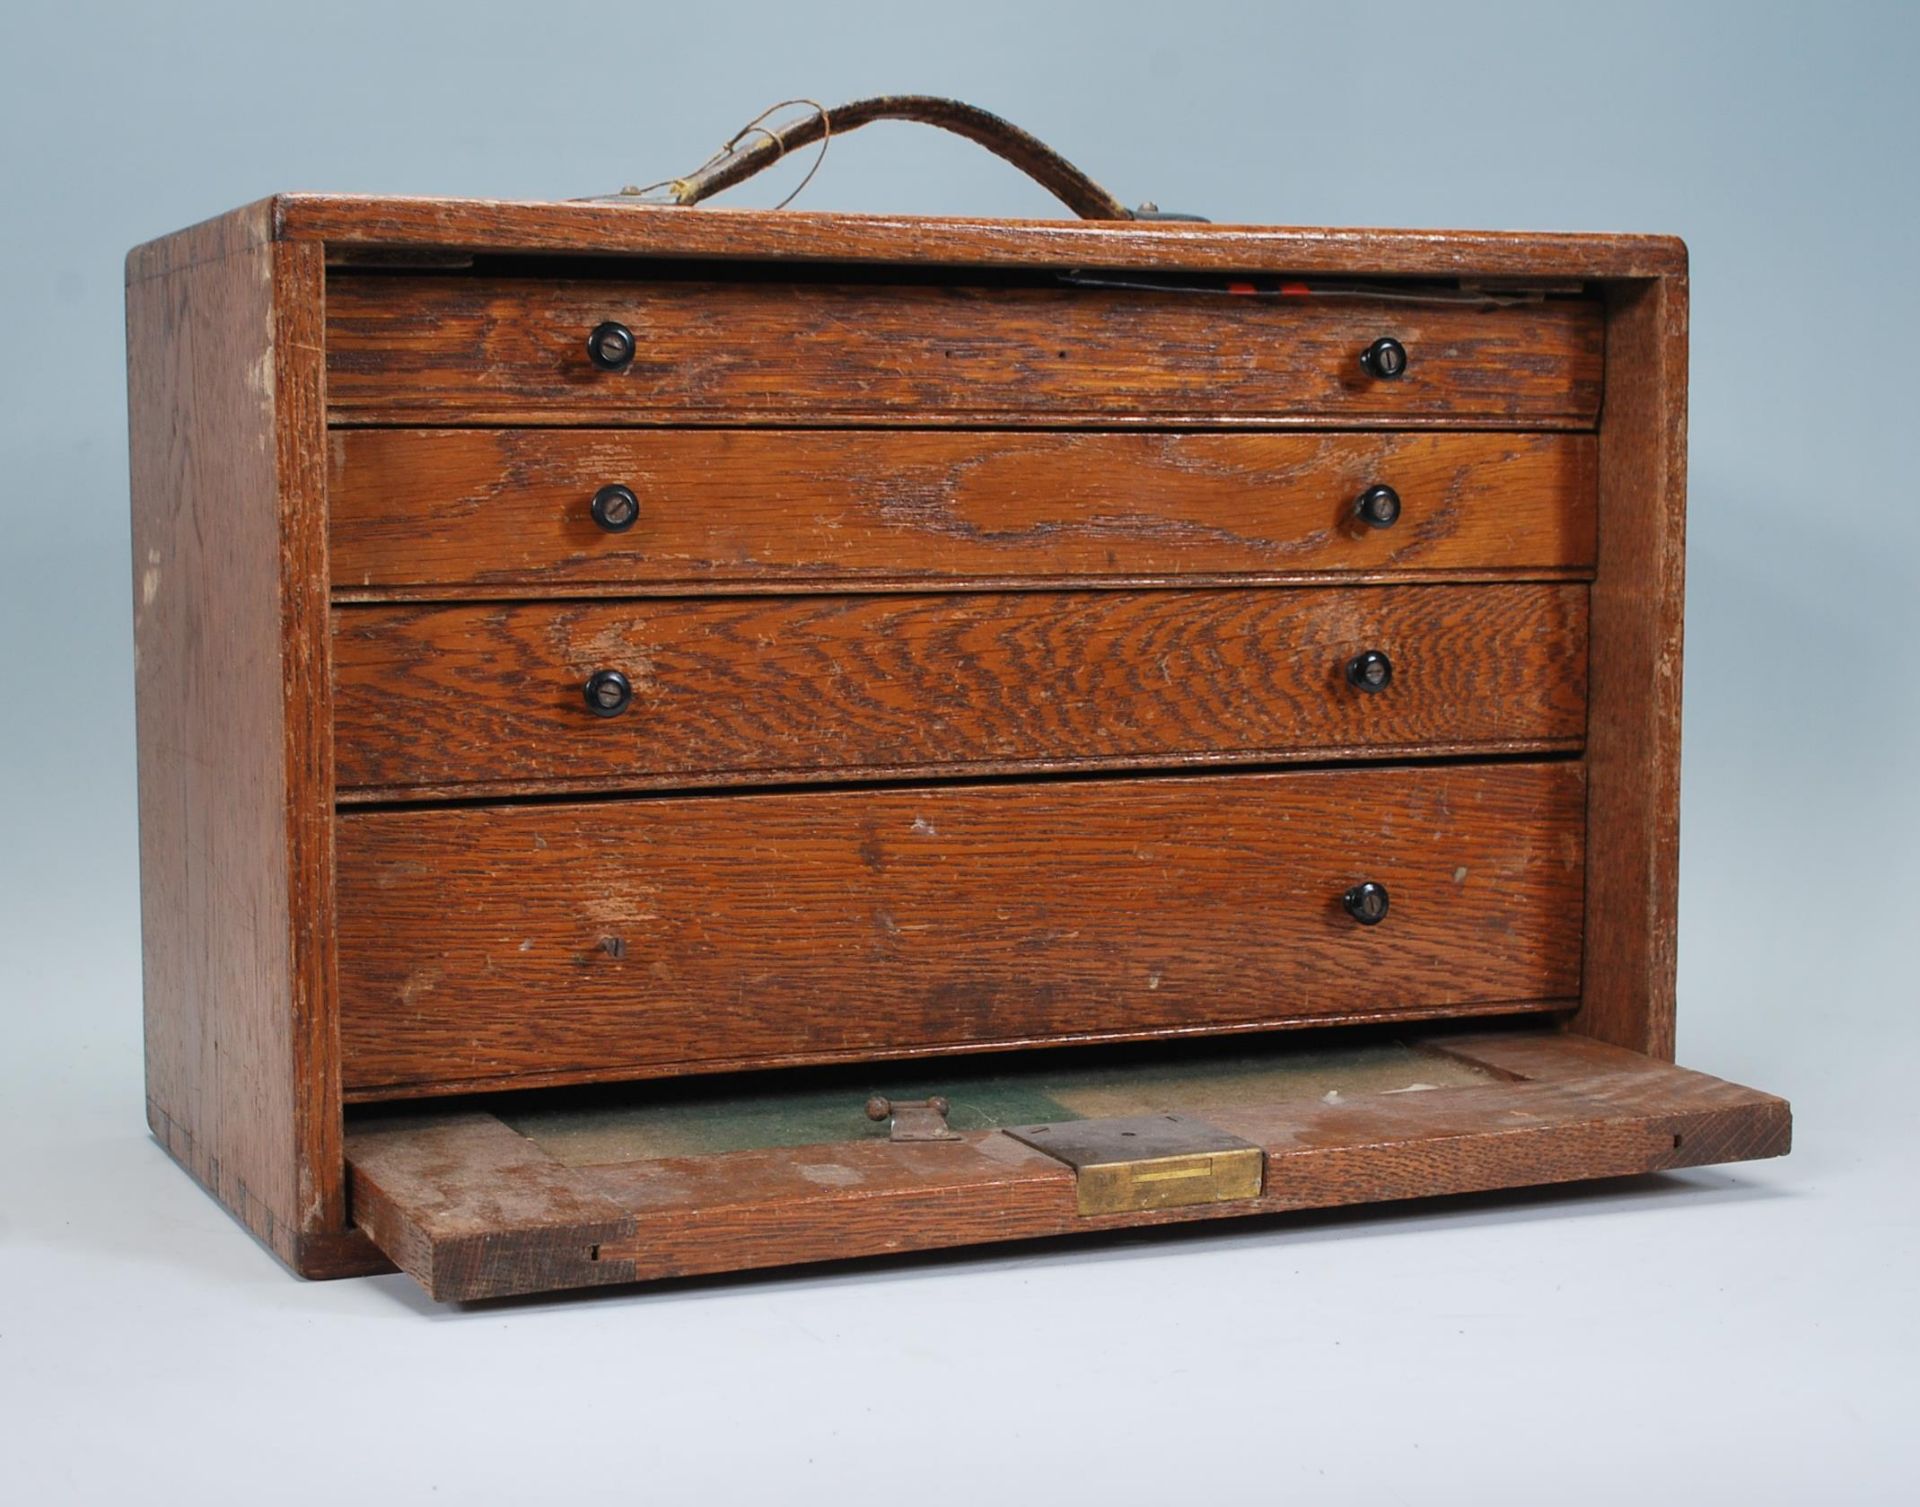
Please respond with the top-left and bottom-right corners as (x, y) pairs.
(335, 761), (1586, 1096)
(127, 193), (1746, 1292)
(194, 194), (1690, 282)
(324, 274), (1604, 427)
(129, 212), (378, 1275)
(328, 428), (1598, 595)
(331, 583), (1588, 799)
(1578, 278), (1690, 1058)
(345, 1029), (1787, 1299)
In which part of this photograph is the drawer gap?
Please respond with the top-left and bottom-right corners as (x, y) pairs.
(333, 746), (1594, 813)
(332, 740), (1590, 808)
(329, 570), (1601, 607)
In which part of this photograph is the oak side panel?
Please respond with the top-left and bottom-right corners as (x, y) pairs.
(328, 429), (1598, 595)
(1577, 274), (1688, 1057)
(129, 225), (372, 1275)
(277, 194), (1689, 280)
(335, 762), (1586, 1096)
(324, 276), (1603, 427)
(331, 583), (1588, 798)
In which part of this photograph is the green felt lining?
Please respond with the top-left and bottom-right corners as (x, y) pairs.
(503, 1039), (1498, 1167)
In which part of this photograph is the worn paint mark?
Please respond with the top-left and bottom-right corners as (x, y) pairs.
(397, 966), (442, 1009)
(797, 1163), (864, 1189)
(579, 889), (658, 925)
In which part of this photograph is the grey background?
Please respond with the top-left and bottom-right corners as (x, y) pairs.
(2, 1), (1915, 1500)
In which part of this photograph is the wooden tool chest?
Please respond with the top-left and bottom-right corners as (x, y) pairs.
(128, 191), (1789, 1301)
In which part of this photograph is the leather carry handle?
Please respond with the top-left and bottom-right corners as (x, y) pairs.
(648, 96), (1139, 221)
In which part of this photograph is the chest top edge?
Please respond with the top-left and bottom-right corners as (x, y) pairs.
(126, 194), (1688, 286)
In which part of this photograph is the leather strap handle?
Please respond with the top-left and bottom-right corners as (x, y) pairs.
(661, 96), (1137, 221)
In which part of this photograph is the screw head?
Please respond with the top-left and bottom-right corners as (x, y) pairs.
(587, 321), (637, 371)
(590, 484), (640, 532)
(1342, 882), (1390, 925)
(583, 668), (633, 717)
(1345, 649), (1394, 693)
(1360, 336), (1408, 380)
(1355, 484), (1402, 529)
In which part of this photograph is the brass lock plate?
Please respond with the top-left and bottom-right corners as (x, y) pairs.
(1005, 1114), (1264, 1216)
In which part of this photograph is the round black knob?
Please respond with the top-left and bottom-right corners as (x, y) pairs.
(590, 484), (640, 532)
(1360, 337), (1408, 380)
(1354, 484), (1402, 529)
(1345, 649), (1393, 693)
(583, 669), (633, 717)
(587, 321), (637, 371)
(1342, 881), (1390, 925)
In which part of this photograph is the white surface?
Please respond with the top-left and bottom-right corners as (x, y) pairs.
(3, 1), (1917, 1501)
(4, 985), (1912, 1504)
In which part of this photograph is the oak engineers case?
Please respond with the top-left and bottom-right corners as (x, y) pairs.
(127, 176), (1790, 1301)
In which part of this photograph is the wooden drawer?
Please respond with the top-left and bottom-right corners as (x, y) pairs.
(328, 429), (1598, 595)
(335, 760), (1587, 1096)
(324, 274), (1605, 427)
(331, 583), (1588, 799)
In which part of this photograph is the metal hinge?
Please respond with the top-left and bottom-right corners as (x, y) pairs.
(865, 1095), (961, 1142)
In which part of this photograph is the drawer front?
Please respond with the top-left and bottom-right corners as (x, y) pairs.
(332, 583), (1588, 798)
(329, 429), (1598, 594)
(336, 761), (1587, 1095)
(325, 275), (1604, 426)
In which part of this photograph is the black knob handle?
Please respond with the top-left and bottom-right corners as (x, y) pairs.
(1342, 882), (1390, 925)
(1354, 484), (1402, 529)
(1360, 337), (1408, 380)
(590, 484), (640, 532)
(1345, 649), (1393, 693)
(587, 321), (637, 371)
(583, 669), (633, 717)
